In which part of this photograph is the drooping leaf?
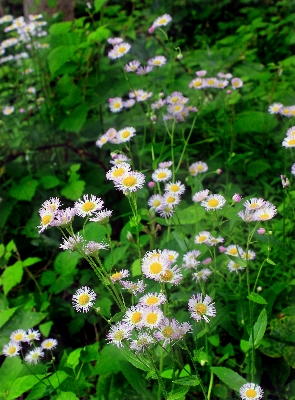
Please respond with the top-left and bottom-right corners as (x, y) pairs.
(211, 367), (247, 391)
(249, 309), (268, 348)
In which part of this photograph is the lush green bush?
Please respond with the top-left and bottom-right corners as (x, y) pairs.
(1, 1), (295, 399)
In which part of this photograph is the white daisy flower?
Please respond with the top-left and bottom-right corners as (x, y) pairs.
(74, 194), (104, 217)
(25, 347), (44, 364)
(142, 307), (163, 329)
(268, 103), (283, 114)
(138, 292), (167, 307)
(106, 162), (131, 181)
(151, 99), (166, 109)
(125, 60), (140, 72)
(253, 206), (277, 221)
(282, 136), (295, 148)
(165, 181), (185, 195)
(105, 127), (118, 143)
(10, 329), (27, 342)
(201, 194), (226, 211)
(25, 329), (41, 344)
(83, 241), (109, 256)
(286, 126), (295, 137)
(108, 42), (131, 59)
(72, 286), (97, 313)
(152, 168), (172, 182)
(189, 161), (208, 176)
(50, 207), (76, 227)
(152, 14), (172, 28)
(243, 198), (265, 210)
(238, 210), (255, 222)
(228, 260), (245, 274)
(194, 231), (211, 244)
(158, 266), (183, 285)
(120, 279), (147, 295)
(162, 249), (179, 263)
(109, 97), (123, 113)
(241, 250), (256, 260)
(110, 269), (129, 282)
(231, 77), (243, 89)
(291, 163), (295, 176)
(106, 322), (133, 348)
(136, 66), (153, 75)
(130, 332), (154, 353)
(154, 318), (181, 347)
(158, 204), (175, 218)
(40, 197), (62, 213)
(279, 107), (292, 117)
(123, 99), (136, 108)
(60, 233), (84, 252)
(196, 70), (207, 77)
(135, 90), (153, 101)
(192, 189), (210, 202)
(142, 256), (170, 280)
(239, 382), (263, 400)
(192, 268), (212, 282)
(107, 37), (123, 45)
(158, 161), (173, 168)
(116, 127), (136, 143)
(2, 341), (21, 357)
(148, 56), (166, 67)
(162, 192), (181, 206)
(216, 80), (229, 89)
(37, 208), (55, 233)
(41, 338), (58, 350)
(95, 134), (109, 148)
(225, 244), (243, 257)
(189, 78), (204, 89)
(188, 293), (216, 323)
(123, 306), (145, 329)
(205, 77), (218, 88)
(148, 194), (163, 210)
(2, 105), (14, 115)
(114, 171), (145, 193)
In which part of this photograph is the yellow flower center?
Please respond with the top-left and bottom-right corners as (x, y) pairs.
(14, 333), (23, 341)
(197, 165), (204, 171)
(196, 272), (203, 277)
(232, 263), (239, 269)
(8, 346), (17, 355)
(283, 109), (290, 114)
(171, 96), (179, 103)
(113, 101), (121, 109)
(138, 337), (148, 345)
(233, 81), (239, 87)
(245, 389), (257, 398)
(121, 130), (130, 139)
(122, 176), (137, 187)
(153, 200), (161, 207)
(149, 262), (162, 274)
(131, 312), (142, 324)
(168, 254), (175, 261)
(118, 46), (127, 54)
(207, 199), (219, 207)
(44, 342), (53, 348)
(111, 272), (122, 281)
(157, 172), (167, 179)
(113, 168), (125, 177)
(195, 303), (207, 315)
(27, 334), (34, 339)
(162, 327), (174, 338)
(198, 235), (207, 242)
(166, 196), (175, 203)
(158, 18), (167, 24)
(114, 331), (124, 341)
(78, 293), (90, 305)
(259, 213), (270, 220)
(173, 105), (182, 112)
(170, 184), (179, 192)
(288, 139), (295, 145)
(207, 79), (215, 85)
(41, 215), (52, 226)
(146, 312), (158, 325)
(82, 201), (95, 212)
(161, 270), (173, 281)
(190, 168), (196, 174)
(194, 80), (202, 87)
(273, 106), (279, 111)
(101, 137), (107, 143)
(154, 60), (161, 65)
(229, 248), (238, 255)
(146, 296), (159, 305)
(249, 203), (259, 209)
(32, 353), (39, 359)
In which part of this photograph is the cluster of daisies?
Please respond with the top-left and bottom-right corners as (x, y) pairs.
(106, 162), (145, 194)
(2, 328), (57, 364)
(189, 70), (243, 92)
(96, 126), (136, 148)
(268, 102), (295, 117)
(282, 126), (295, 149)
(37, 195), (112, 246)
(237, 197), (277, 222)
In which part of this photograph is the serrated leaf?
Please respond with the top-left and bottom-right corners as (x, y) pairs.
(48, 45), (76, 76)
(54, 251), (81, 276)
(173, 376), (200, 386)
(6, 374), (45, 400)
(211, 367), (247, 391)
(0, 260), (23, 296)
(167, 386), (190, 399)
(88, 26), (110, 42)
(0, 306), (19, 329)
(59, 104), (89, 133)
(80, 342), (99, 362)
(9, 176), (38, 201)
(67, 348), (82, 369)
(247, 292), (267, 305)
(120, 360), (150, 398)
(39, 175), (60, 189)
(56, 392), (79, 400)
(249, 309), (268, 348)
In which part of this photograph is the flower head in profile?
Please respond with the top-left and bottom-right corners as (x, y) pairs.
(107, 37), (123, 45)
(130, 332), (154, 353)
(60, 233), (84, 252)
(268, 103), (283, 114)
(148, 56), (167, 67)
(239, 382), (263, 400)
(192, 189), (209, 203)
(125, 60), (140, 72)
(138, 292), (167, 307)
(72, 286), (97, 313)
(253, 205), (277, 221)
(110, 269), (129, 283)
(201, 194), (226, 211)
(149, 14), (172, 33)
(120, 279), (147, 295)
(189, 161), (208, 176)
(50, 207), (76, 227)
(25, 329), (41, 344)
(228, 260), (245, 274)
(158, 266), (183, 285)
(194, 231), (211, 245)
(192, 268), (212, 282)
(188, 293), (216, 323)
(136, 66), (153, 75)
(25, 347), (44, 364)
(37, 207), (55, 233)
(41, 338), (58, 350)
(74, 194), (104, 217)
(2, 341), (21, 357)
(83, 241), (109, 256)
(225, 244), (243, 257)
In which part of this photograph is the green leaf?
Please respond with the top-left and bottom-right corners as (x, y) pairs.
(266, 258), (276, 265)
(240, 339), (250, 353)
(120, 347), (151, 373)
(0, 260), (23, 296)
(6, 375), (44, 400)
(39, 321), (53, 337)
(211, 367), (247, 391)
(39, 175), (60, 189)
(67, 348), (82, 369)
(0, 357), (23, 396)
(53, 250), (81, 276)
(59, 104), (89, 133)
(82, 222), (106, 243)
(48, 45), (76, 76)
(49, 21), (72, 35)
(247, 160), (271, 178)
(61, 180), (85, 201)
(249, 309), (268, 348)
(234, 111), (278, 134)
(25, 371), (68, 400)
(81, 342), (99, 362)
(131, 259), (141, 277)
(104, 244), (129, 271)
(23, 257), (41, 267)
(167, 386), (190, 399)
(120, 360), (150, 399)
(95, 344), (124, 375)
(56, 392), (79, 400)
(0, 306), (19, 329)
(40, 270), (56, 286)
(88, 26), (110, 42)
(94, 0), (106, 12)
(226, 255), (247, 267)
(96, 297), (112, 317)
(247, 292), (267, 305)
(173, 376), (200, 386)
(9, 176), (39, 201)
(208, 334), (220, 347)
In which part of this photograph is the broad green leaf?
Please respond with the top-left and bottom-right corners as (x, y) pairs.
(240, 339), (250, 353)
(176, 205), (199, 224)
(88, 26), (110, 42)
(67, 348), (82, 369)
(208, 334), (220, 347)
(179, 364), (191, 377)
(0, 306), (19, 329)
(53, 251), (81, 276)
(211, 367), (247, 391)
(59, 104), (89, 133)
(104, 244), (129, 270)
(247, 292), (267, 305)
(167, 386), (190, 399)
(39, 175), (60, 189)
(120, 360), (150, 398)
(247, 160), (271, 178)
(80, 342), (99, 362)
(48, 45), (76, 76)
(61, 180), (85, 201)
(161, 369), (175, 379)
(49, 275), (74, 294)
(96, 297), (112, 317)
(23, 257), (41, 267)
(26, 371), (68, 400)
(6, 374), (45, 400)
(9, 176), (38, 201)
(49, 21), (72, 35)
(82, 222), (106, 243)
(0, 357), (23, 396)
(95, 344), (124, 375)
(173, 376), (200, 386)
(234, 111), (278, 134)
(94, 0), (105, 12)
(39, 321), (53, 337)
(0, 260), (23, 296)
(249, 309), (268, 348)
(40, 270), (56, 286)
(131, 259), (141, 277)
(56, 392), (79, 400)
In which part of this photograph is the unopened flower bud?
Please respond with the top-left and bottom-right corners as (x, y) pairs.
(219, 246), (226, 253)
(111, 152), (118, 159)
(202, 257), (212, 265)
(232, 193), (242, 202)
(155, 224), (161, 232)
(126, 231), (135, 243)
(227, 90), (232, 94)
(280, 174), (290, 188)
(257, 228), (266, 235)
(95, 307), (101, 313)
(148, 181), (155, 188)
(176, 53), (183, 60)
(216, 169), (222, 175)
(257, 286), (262, 292)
